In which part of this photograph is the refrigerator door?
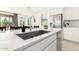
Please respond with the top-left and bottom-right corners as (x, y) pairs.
(53, 14), (62, 28)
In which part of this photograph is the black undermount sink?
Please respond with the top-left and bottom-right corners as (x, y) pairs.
(16, 30), (50, 40)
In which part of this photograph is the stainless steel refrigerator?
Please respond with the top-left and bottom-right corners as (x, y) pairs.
(50, 14), (63, 28)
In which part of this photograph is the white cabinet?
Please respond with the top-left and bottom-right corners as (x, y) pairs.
(44, 40), (57, 51)
(63, 28), (79, 42)
(23, 34), (57, 51)
(63, 28), (72, 40)
(72, 28), (79, 42)
(63, 8), (72, 20)
(71, 8), (79, 20)
(63, 8), (79, 20)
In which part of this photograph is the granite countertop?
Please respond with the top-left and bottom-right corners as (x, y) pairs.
(0, 29), (62, 51)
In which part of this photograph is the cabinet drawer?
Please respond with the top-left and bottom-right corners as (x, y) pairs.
(44, 40), (57, 51)
(23, 34), (57, 51)
(63, 28), (72, 40)
(72, 28), (79, 42)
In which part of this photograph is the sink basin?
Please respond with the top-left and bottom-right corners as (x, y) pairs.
(16, 30), (50, 40)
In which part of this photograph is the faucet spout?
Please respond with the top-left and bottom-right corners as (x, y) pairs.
(30, 26), (32, 31)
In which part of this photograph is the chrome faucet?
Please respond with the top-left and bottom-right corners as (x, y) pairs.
(30, 26), (32, 31)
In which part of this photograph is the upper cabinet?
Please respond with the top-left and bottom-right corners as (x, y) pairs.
(63, 7), (79, 20)
(63, 8), (72, 20)
(71, 8), (79, 20)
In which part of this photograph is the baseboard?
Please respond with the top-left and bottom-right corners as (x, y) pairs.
(63, 39), (79, 44)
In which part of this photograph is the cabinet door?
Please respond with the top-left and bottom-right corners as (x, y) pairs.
(63, 8), (72, 20)
(23, 34), (56, 51)
(63, 28), (79, 42)
(63, 28), (72, 40)
(63, 8), (79, 20)
(71, 8), (79, 20)
(44, 40), (57, 51)
(72, 28), (79, 42)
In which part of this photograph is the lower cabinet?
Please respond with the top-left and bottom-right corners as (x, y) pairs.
(23, 34), (57, 51)
(44, 40), (57, 51)
(63, 28), (72, 40)
(63, 28), (79, 42)
(72, 28), (79, 42)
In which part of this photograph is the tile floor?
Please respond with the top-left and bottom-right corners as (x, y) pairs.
(62, 40), (79, 51)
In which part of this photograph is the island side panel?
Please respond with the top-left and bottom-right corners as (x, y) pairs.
(57, 30), (63, 51)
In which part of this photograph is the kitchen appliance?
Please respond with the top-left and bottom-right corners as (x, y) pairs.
(50, 14), (63, 28)
(64, 20), (70, 27)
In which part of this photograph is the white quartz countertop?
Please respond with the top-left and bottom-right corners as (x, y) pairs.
(0, 28), (62, 51)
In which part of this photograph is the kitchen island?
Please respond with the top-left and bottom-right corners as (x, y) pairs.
(0, 29), (62, 51)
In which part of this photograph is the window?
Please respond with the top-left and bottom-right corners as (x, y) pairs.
(41, 14), (48, 26)
(0, 16), (13, 27)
